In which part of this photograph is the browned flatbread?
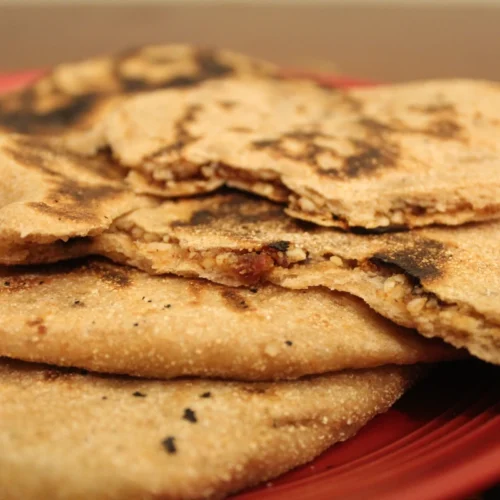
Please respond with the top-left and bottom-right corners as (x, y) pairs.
(0, 44), (277, 138)
(78, 78), (500, 229)
(88, 192), (500, 364)
(0, 258), (458, 380)
(0, 358), (421, 500)
(0, 133), (153, 263)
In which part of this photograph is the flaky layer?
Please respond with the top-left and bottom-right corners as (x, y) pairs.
(70, 78), (500, 229)
(0, 258), (458, 380)
(86, 193), (500, 364)
(0, 359), (419, 500)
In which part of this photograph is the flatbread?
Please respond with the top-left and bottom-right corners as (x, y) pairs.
(0, 258), (458, 380)
(0, 44), (277, 136)
(0, 358), (420, 500)
(0, 133), (152, 263)
(80, 78), (500, 229)
(89, 193), (500, 364)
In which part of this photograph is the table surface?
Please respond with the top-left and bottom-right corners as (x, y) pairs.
(1, 3), (500, 81)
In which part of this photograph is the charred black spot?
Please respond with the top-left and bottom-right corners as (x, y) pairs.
(0, 93), (99, 134)
(72, 299), (85, 307)
(132, 391), (147, 398)
(200, 392), (212, 398)
(62, 181), (120, 203)
(116, 51), (232, 92)
(3, 140), (56, 176)
(147, 104), (201, 162)
(293, 218), (319, 232)
(344, 141), (398, 177)
(172, 209), (215, 227)
(196, 49), (234, 78)
(189, 209), (215, 225)
(359, 118), (394, 134)
(162, 436), (177, 454)
(285, 131), (332, 141)
(26, 181), (123, 224)
(237, 207), (285, 224)
(183, 408), (198, 423)
(174, 194), (286, 229)
(221, 289), (251, 311)
(351, 224), (408, 235)
(285, 340), (293, 346)
(252, 131), (338, 173)
(74, 368), (90, 376)
(119, 50), (235, 91)
(218, 100), (237, 109)
(267, 240), (290, 252)
(120, 78), (153, 92)
(26, 201), (96, 223)
(5, 136), (125, 182)
(424, 119), (462, 139)
(370, 239), (448, 281)
(341, 93), (363, 112)
(99, 267), (131, 287)
(253, 139), (279, 149)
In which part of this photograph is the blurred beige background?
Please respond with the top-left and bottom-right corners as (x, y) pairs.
(0, 0), (499, 81)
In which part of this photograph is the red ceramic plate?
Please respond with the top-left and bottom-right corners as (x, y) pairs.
(1, 70), (499, 500)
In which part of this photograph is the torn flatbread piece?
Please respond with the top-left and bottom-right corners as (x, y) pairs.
(90, 193), (500, 364)
(0, 358), (420, 500)
(0, 44), (277, 136)
(82, 79), (500, 229)
(0, 134), (152, 263)
(0, 258), (458, 380)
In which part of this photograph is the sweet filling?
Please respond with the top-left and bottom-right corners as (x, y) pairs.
(108, 217), (499, 345)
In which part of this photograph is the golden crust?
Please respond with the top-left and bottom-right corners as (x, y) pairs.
(0, 133), (153, 256)
(0, 44), (277, 136)
(89, 193), (499, 364)
(0, 358), (420, 500)
(0, 258), (458, 379)
(80, 78), (500, 229)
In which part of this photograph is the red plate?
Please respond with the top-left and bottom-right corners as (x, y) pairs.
(240, 360), (500, 500)
(1, 70), (499, 500)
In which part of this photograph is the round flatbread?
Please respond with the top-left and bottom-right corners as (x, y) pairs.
(0, 358), (420, 500)
(87, 192), (497, 365)
(0, 44), (277, 136)
(77, 78), (500, 229)
(0, 258), (458, 380)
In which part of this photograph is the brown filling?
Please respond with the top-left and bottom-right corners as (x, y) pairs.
(214, 165), (290, 202)
(289, 193), (500, 230)
(139, 162), (209, 190)
(140, 158), (496, 229)
(108, 219), (499, 350)
(138, 160), (290, 202)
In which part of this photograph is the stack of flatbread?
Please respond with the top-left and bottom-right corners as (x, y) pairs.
(0, 44), (497, 500)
